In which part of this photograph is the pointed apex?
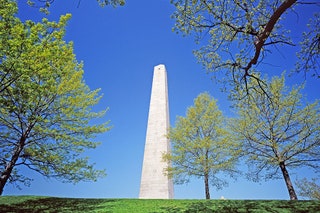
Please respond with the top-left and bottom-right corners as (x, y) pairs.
(154, 64), (166, 71)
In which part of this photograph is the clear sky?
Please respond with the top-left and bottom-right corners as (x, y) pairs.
(5, 0), (319, 199)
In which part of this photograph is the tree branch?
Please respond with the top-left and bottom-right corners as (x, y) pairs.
(245, 0), (297, 73)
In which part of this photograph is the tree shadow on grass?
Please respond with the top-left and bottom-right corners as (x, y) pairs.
(241, 200), (320, 213)
(155, 200), (320, 213)
(0, 197), (117, 213)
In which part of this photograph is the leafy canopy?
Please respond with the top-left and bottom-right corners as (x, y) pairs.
(0, 1), (110, 193)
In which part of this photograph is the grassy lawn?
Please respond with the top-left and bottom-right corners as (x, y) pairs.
(0, 196), (319, 212)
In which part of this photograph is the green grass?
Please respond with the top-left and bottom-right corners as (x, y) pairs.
(0, 196), (319, 212)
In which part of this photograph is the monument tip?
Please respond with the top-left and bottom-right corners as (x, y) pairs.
(155, 64), (166, 70)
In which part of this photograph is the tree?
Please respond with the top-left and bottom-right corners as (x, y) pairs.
(170, 0), (320, 93)
(163, 92), (240, 199)
(0, 3), (110, 195)
(295, 178), (320, 200)
(231, 74), (320, 200)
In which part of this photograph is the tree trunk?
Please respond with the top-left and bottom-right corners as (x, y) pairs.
(204, 172), (210, 199)
(279, 161), (298, 200)
(0, 136), (26, 195)
(204, 149), (210, 199)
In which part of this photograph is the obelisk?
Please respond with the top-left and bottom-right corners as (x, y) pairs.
(139, 64), (174, 199)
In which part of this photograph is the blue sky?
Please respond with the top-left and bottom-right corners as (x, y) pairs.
(5, 1), (319, 199)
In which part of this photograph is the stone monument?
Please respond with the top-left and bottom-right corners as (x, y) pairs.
(139, 64), (174, 199)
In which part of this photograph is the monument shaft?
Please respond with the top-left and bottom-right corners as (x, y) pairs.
(139, 64), (173, 199)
